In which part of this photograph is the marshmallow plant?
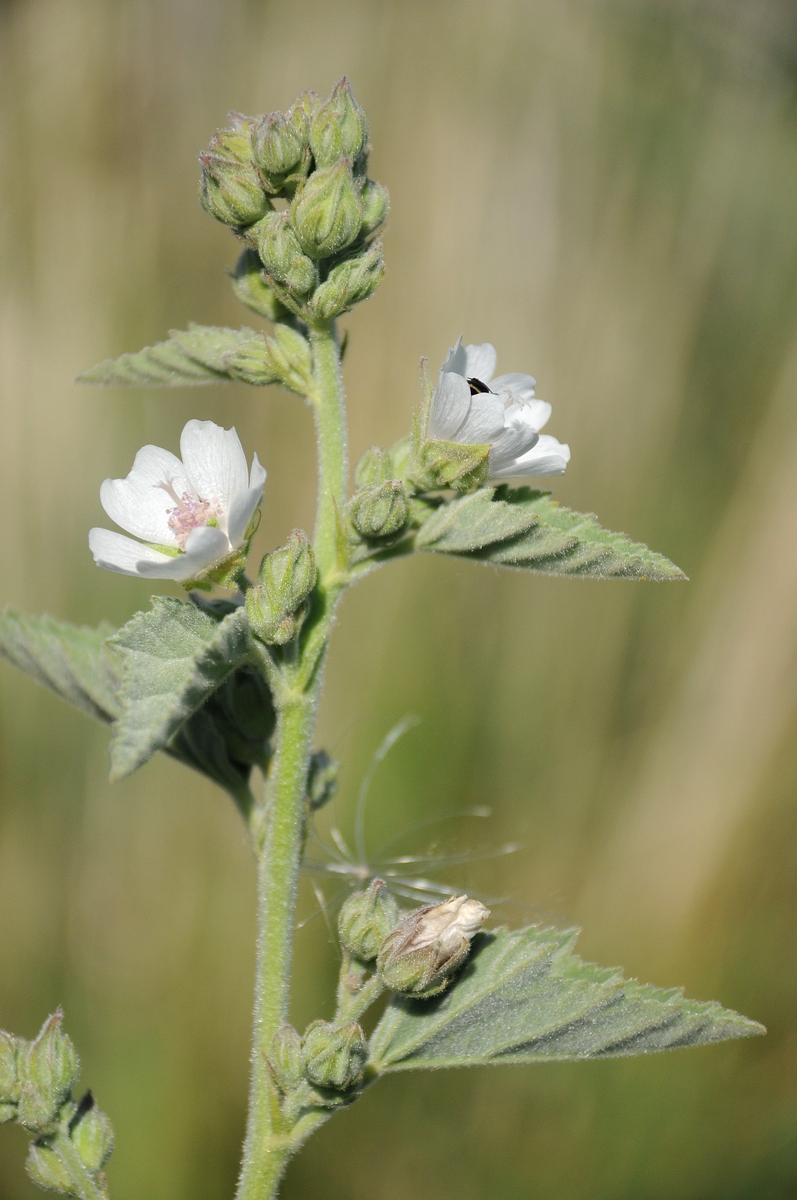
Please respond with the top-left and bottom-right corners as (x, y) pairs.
(0, 79), (762, 1200)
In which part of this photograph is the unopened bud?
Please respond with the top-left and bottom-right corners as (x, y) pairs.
(71, 1094), (114, 1172)
(359, 179), (389, 238)
(269, 1025), (303, 1093)
(251, 111), (306, 185)
(17, 1012), (79, 1132)
(301, 1020), (367, 1091)
(224, 335), (281, 386)
(377, 895), (489, 998)
(26, 1144), (74, 1193)
(308, 241), (385, 320)
(354, 446), (394, 489)
(231, 250), (290, 321)
(339, 881), (399, 962)
(309, 110), (345, 170)
(291, 161), (362, 260)
(321, 78), (368, 163)
(246, 530), (317, 644)
(0, 1031), (19, 1103)
(199, 120), (269, 227)
(223, 324), (313, 396)
(349, 481), (409, 540)
(252, 212), (317, 296)
(307, 750), (339, 810)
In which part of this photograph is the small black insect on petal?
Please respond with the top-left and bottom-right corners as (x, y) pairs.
(467, 377), (491, 395)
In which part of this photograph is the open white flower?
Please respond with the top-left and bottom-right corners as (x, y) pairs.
(428, 338), (570, 479)
(89, 419), (266, 581)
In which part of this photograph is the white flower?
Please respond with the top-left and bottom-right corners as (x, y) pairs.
(427, 338), (570, 479)
(89, 419), (266, 581)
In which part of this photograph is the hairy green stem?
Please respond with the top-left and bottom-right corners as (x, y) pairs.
(52, 1131), (106, 1200)
(235, 321), (349, 1200)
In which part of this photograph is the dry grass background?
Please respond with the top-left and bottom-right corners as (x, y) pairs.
(1, 1), (796, 1197)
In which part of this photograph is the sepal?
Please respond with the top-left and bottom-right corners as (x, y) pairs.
(301, 1020), (367, 1090)
(410, 438), (491, 493)
(269, 1026), (304, 1094)
(339, 881), (399, 962)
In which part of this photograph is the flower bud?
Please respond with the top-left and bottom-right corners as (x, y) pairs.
(251, 111), (306, 185)
(309, 110), (345, 170)
(246, 530), (317, 644)
(16, 1012), (79, 1132)
(377, 895), (489, 998)
(199, 120), (269, 227)
(301, 1020), (367, 1091)
(252, 212), (317, 296)
(359, 179), (389, 238)
(231, 250), (290, 321)
(339, 880), (399, 962)
(26, 1144), (74, 1193)
(308, 242), (385, 320)
(261, 324), (315, 395)
(0, 1031), (19, 1103)
(349, 481), (409, 540)
(318, 78), (368, 163)
(224, 335), (281, 386)
(307, 750), (339, 810)
(354, 446), (394, 489)
(291, 161), (362, 260)
(71, 1095), (114, 1172)
(269, 1025), (303, 1093)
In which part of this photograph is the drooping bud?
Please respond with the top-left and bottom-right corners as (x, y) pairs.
(231, 250), (290, 322)
(359, 179), (389, 239)
(319, 78), (368, 163)
(26, 1144), (74, 1193)
(354, 446), (394, 490)
(0, 1031), (19, 1104)
(339, 880), (400, 962)
(307, 750), (339, 811)
(70, 1094), (114, 1172)
(349, 481), (409, 540)
(252, 212), (318, 296)
(199, 119), (269, 227)
(301, 1020), (367, 1091)
(269, 1025), (303, 1094)
(291, 160), (362, 260)
(246, 530), (317, 644)
(377, 895), (489, 998)
(308, 241), (385, 320)
(16, 1012), (79, 1132)
(251, 111), (306, 185)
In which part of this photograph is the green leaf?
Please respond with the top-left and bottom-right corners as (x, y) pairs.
(369, 924), (764, 1072)
(415, 487), (686, 580)
(109, 598), (254, 781)
(77, 324), (261, 386)
(0, 610), (120, 723)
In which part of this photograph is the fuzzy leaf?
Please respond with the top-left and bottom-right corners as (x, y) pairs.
(77, 324), (260, 386)
(109, 598), (254, 781)
(369, 924), (764, 1072)
(415, 487), (685, 580)
(0, 610), (120, 723)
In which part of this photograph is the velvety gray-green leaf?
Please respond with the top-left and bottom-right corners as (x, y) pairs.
(369, 924), (763, 1071)
(0, 610), (120, 723)
(414, 488), (538, 553)
(77, 324), (260, 386)
(109, 598), (254, 781)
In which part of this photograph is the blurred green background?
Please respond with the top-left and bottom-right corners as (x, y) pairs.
(2, 1), (797, 1196)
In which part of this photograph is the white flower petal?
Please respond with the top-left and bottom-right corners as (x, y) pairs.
(440, 336), (467, 376)
(227, 455), (266, 548)
(489, 423), (540, 475)
(99, 445), (192, 543)
(491, 372), (538, 404)
(428, 371), (472, 440)
(455, 392), (506, 443)
(180, 420), (249, 512)
(494, 434), (570, 478)
(156, 524), (231, 579)
(463, 343), (497, 384)
(88, 527), (179, 577)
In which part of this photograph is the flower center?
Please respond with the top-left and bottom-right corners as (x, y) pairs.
(158, 480), (220, 549)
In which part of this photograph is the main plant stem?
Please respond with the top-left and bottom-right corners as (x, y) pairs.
(235, 321), (347, 1200)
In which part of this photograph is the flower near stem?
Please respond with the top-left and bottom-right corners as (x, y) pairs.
(428, 338), (571, 479)
(88, 419), (266, 582)
(377, 894), (489, 998)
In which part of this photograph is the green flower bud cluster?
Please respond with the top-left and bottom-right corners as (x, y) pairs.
(246, 530), (317, 644)
(198, 79), (388, 322)
(0, 1013), (114, 1197)
(349, 445), (410, 541)
(338, 880), (399, 962)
